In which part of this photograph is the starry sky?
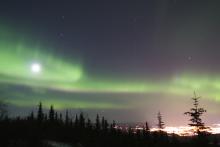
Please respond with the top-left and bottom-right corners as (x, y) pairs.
(1, 0), (220, 126)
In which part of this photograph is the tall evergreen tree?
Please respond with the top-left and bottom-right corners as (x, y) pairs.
(74, 114), (79, 127)
(145, 121), (150, 132)
(104, 120), (108, 130)
(95, 114), (100, 130)
(28, 111), (34, 120)
(101, 116), (105, 130)
(0, 99), (7, 120)
(37, 102), (44, 122)
(157, 111), (165, 130)
(86, 118), (92, 129)
(184, 92), (207, 132)
(79, 112), (85, 128)
(144, 121), (150, 137)
(65, 110), (69, 125)
(101, 116), (108, 130)
(49, 105), (55, 121)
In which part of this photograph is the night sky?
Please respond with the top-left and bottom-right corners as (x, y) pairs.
(1, 0), (220, 126)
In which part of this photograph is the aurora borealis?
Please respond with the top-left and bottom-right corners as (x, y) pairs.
(1, 0), (220, 126)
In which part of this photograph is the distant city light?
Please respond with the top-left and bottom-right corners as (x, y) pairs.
(114, 124), (220, 136)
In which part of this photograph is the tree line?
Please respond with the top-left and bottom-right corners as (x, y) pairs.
(0, 92), (218, 147)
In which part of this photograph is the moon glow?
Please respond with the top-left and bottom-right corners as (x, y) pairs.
(31, 63), (42, 74)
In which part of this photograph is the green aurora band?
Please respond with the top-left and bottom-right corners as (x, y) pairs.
(1, 27), (220, 109)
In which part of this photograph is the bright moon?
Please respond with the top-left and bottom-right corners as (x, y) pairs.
(31, 63), (42, 73)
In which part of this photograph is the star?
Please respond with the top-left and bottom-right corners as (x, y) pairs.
(59, 32), (64, 38)
(188, 56), (192, 61)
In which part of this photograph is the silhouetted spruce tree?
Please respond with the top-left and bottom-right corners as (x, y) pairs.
(37, 102), (44, 122)
(86, 118), (92, 129)
(0, 99), (7, 120)
(96, 114), (100, 130)
(144, 121), (150, 138)
(49, 105), (55, 121)
(101, 116), (105, 130)
(65, 110), (69, 125)
(145, 121), (150, 132)
(28, 111), (34, 120)
(184, 91), (207, 132)
(79, 112), (85, 128)
(157, 111), (165, 130)
(101, 116), (108, 130)
(104, 120), (108, 130)
(74, 114), (79, 127)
